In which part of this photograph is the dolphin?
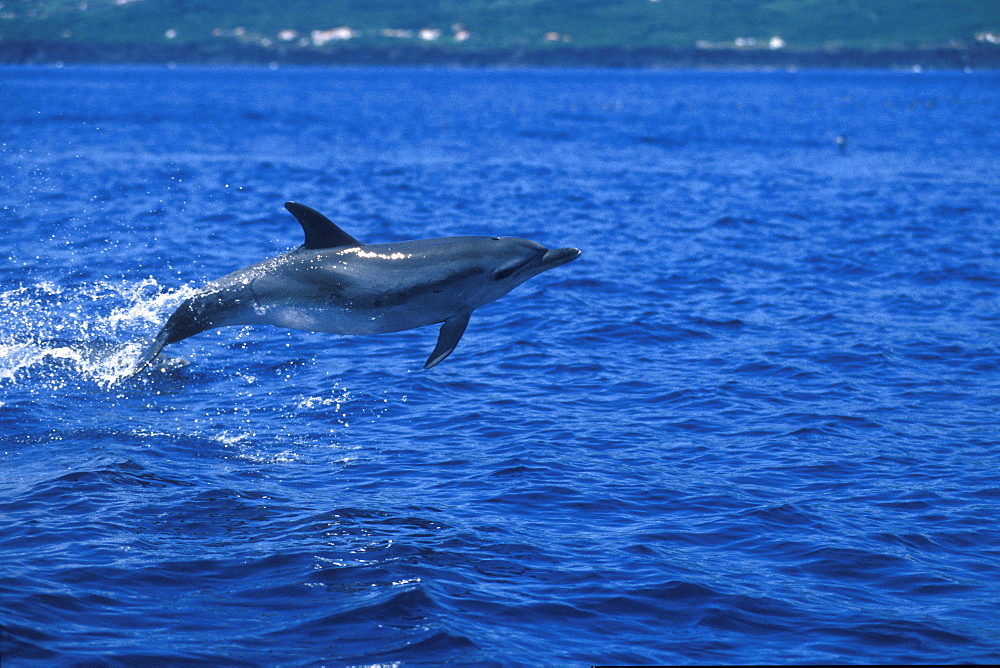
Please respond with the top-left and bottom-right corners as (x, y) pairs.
(129, 202), (580, 376)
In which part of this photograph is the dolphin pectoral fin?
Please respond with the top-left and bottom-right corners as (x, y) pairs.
(424, 312), (472, 369)
(284, 202), (362, 249)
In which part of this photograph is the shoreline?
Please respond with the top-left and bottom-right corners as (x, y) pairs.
(3, 41), (999, 70)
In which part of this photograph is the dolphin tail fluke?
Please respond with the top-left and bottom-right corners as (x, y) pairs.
(124, 327), (172, 379)
(424, 312), (471, 369)
(124, 296), (208, 379)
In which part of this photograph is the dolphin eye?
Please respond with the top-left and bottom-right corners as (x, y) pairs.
(493, 266), (517, 281)
(494, 257), (533, 281)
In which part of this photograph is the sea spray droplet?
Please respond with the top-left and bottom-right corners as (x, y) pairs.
(104, 278), (199, 334)
(0, 278), (197, 386)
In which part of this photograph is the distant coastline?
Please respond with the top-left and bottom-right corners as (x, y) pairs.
(3, 40), (999, 70)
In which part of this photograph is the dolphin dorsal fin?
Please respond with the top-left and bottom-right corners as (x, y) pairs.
(284, 201), (362, 249)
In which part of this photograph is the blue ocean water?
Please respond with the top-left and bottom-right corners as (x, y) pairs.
(1, 64), (999, 664)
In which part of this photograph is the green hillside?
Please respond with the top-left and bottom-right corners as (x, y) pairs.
(2, 0), (999, 64)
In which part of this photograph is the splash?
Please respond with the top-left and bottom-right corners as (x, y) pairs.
(0, 278), (197, 388)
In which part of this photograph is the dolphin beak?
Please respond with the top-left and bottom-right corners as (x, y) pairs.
(540, 247), (582, 270)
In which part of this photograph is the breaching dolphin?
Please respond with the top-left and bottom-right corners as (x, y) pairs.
(129, 202), (580, 376)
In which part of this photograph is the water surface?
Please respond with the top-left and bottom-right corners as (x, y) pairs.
(1, 65), (999, 664)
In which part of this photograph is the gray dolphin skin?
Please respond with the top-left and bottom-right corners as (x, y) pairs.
(129, 202), (581, 376)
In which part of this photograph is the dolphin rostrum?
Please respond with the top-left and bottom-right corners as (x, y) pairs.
(129, 202), (581, 375)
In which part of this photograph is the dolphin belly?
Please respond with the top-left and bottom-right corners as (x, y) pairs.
(249, 292), (459, 336)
